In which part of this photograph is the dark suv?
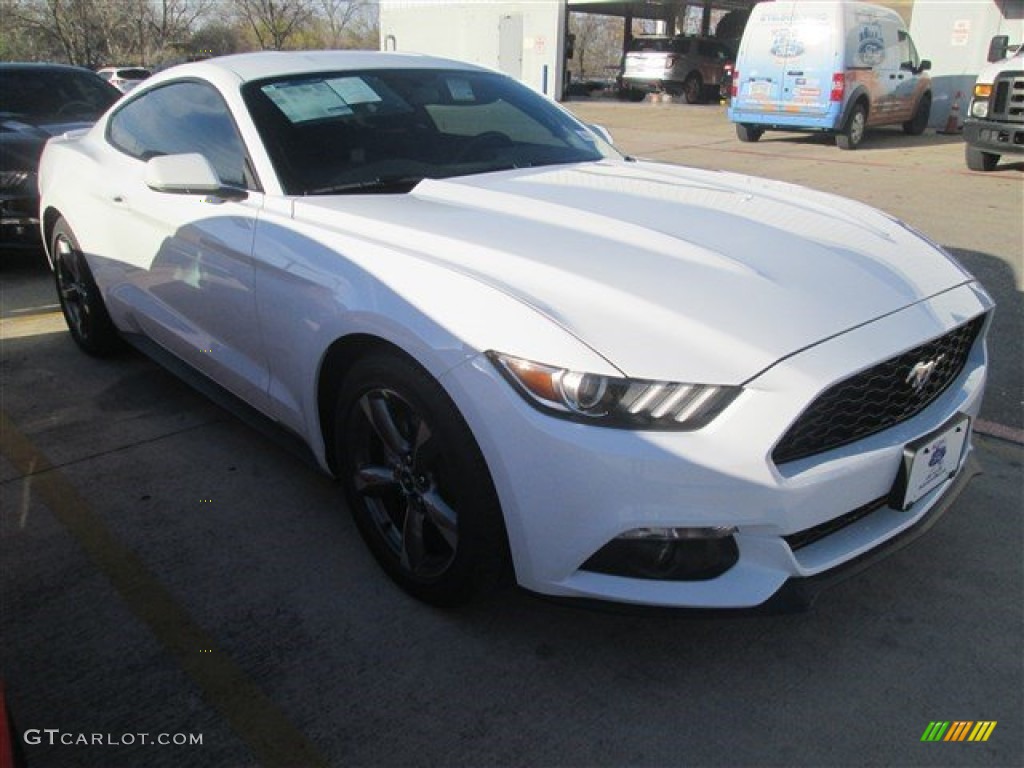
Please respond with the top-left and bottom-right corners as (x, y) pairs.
(620, 36), (735, 104)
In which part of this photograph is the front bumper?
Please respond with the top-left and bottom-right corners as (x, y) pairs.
(964, 118), (1024, 156)
(0, 194), (41, 248)
(442, 282), (991, 609)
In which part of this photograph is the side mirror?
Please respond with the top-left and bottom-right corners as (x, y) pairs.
(144, 153), (247, 200)
(918, 59), (932, 73)
(587, 123), (614, 145)
(987, 35), (1009, 63)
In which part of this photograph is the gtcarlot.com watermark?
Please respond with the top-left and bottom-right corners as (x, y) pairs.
(24, 729), (203, 747)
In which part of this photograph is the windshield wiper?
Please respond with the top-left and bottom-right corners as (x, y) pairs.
(307, 176), (424, 195)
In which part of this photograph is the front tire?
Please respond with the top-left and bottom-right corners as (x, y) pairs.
(335, 351), (509, 607)
(902, 93), (931, 135)
(51, 217), (123, 356)
(836, 103), (867, 150)
(965, 146), (999, 171)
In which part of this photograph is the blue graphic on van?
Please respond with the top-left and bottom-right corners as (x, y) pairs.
(770, 29), (805, 58)
(857, 23), (885, 66)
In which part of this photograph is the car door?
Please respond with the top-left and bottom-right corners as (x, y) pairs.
(867, 16), (903, 123)
(100, 80), (270, 410)
(892, 29), (925, 122)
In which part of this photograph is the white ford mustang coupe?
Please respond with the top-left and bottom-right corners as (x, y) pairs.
(39, 51), (992, 609)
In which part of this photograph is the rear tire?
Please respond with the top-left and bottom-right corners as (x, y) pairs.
(335, 351), (510, 607)
(51, 217), (123, 356)
(965, 146), (999, 171)
(736, 124), (763, 143)
(836, 103), (867, 150)
(902, 93), (931, 135)
(683, 73), (704, 104)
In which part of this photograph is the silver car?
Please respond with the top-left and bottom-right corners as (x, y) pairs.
(621, 36), (735, 104)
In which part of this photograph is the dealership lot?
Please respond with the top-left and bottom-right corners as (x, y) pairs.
(2, 101), (1021, 767)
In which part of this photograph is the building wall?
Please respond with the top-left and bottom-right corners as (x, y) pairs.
(380, 0), (568, 98)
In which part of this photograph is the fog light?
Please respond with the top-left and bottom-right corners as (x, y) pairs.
(582, 527), (739, 581)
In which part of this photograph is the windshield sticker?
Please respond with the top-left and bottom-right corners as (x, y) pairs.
(446, 77), (476, 102)
(262, 80), (353, 123)
(325, 77), (382, 105)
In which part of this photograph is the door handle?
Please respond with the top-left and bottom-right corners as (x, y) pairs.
(111, 195), (126, 204)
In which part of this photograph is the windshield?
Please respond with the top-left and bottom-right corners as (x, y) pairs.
(0, 68), (119, 121)
(242, 68), (616, 195)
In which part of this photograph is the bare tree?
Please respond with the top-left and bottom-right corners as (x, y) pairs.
(235, 0), (313, 50)
(2, 0), (213, 67)
(569, 12), (622, 82)
(316, 0), (366, 48)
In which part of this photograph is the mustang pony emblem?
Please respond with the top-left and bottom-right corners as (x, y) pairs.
(906, 356), (945, 392)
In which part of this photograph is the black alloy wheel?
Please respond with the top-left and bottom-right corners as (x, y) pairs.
(336, 352), (509, 606)
(51, 217), (123, 356)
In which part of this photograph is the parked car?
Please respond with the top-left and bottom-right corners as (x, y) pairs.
(1, 63), (120, 248)
(39, 51), (991, 610)
(97, 66), (152, 93)
(620, 36), (735, 103)
(963, 35), (1023, 171)
(729, 0), (932, 149)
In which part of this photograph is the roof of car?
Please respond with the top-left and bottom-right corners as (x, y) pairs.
(0, 62), (99, 74)
(151, 50), (484, 86)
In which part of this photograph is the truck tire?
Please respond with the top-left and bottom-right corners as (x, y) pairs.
(965, 146), (999, 171)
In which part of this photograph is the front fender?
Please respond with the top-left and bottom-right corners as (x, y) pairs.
(248, 208), (620, 468)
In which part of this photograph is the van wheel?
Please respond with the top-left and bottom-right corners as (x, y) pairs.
(965, 146), (999, 172)
(736, 124), (763, 143)
(683, 74), (703, 104)
(903, 93), (931, 135)
(837, 103), (866, 150)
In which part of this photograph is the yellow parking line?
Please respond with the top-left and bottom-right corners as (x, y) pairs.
(0, 410), (326, 767)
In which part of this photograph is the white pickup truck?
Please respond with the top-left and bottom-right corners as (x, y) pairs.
(964, 36), (1023, 171)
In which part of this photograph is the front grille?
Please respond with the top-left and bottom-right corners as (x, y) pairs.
(992, 71), (1024, 122)
(773, 315), (985, 465)
(784, 496), (888, 551)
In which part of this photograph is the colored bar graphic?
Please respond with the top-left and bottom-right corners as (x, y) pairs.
(921, 721), (996, 742)
(968, 722), (997, 742)
(945, 721), (973, 741)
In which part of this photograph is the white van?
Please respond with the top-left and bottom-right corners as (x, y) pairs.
(728, 1), (932, 149)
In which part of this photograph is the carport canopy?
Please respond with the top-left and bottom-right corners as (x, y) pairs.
(568, 0), (757, 52)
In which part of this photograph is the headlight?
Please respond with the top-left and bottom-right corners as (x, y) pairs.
(488, 352), (740, 430)
(971, 83), (992, 118)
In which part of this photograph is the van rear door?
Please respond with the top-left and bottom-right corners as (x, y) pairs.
(780, 3), (837, 116)
(733, 2), (796, 113)
(734, 1), (836, 118)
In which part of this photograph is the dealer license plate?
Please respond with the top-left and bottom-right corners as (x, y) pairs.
(891, 415), (970, 511)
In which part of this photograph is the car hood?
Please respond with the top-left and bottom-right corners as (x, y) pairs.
(292, 161), (972, 383)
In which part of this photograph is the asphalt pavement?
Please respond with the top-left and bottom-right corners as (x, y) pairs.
(1, 100), (1021, 767)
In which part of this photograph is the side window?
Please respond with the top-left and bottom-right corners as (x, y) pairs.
(898, 31), (920, 70)
(108, 81), (250, 188)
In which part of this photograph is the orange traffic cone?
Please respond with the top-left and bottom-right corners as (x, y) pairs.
(940, 91), (963, 134)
